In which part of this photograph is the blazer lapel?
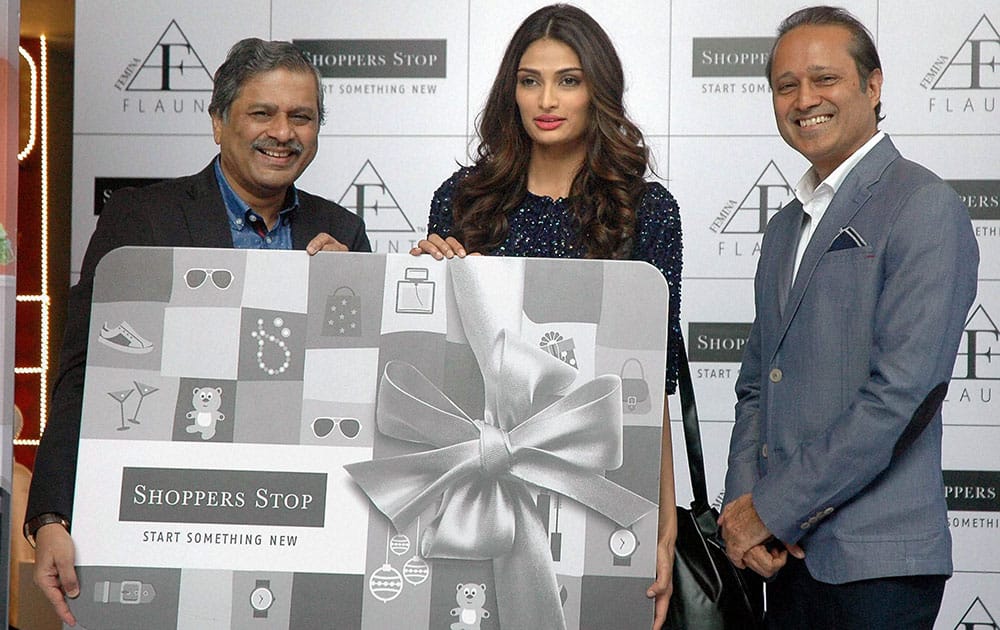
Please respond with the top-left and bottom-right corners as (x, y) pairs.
(291, 193), (324, 250)
(775, 203), (804, 318)
(182, 162), (233, 248)
(772, 136), (900, 356)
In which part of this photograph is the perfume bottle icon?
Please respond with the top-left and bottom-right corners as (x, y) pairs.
(395, 268), (436, 314)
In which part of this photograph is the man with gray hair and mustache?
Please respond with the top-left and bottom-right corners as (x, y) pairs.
(25, 38), (369, 626)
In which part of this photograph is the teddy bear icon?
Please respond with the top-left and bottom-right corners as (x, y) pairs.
(185, 387), (225, 440)
(450, 583), (490, 630)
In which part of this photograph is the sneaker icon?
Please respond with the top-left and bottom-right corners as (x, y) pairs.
(99, 321), (154, 354)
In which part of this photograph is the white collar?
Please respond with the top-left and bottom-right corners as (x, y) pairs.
(794, 131), (885, 204)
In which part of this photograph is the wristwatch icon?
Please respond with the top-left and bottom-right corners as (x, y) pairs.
(250, 579), (275, 618)
(94, 579), (156, 604)
(609, 527), (639, 566)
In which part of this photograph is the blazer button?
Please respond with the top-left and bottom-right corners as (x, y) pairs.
(800, 521), (811, 530)
(823, 507), (834, 516)
(761, 444), (768, 458)
(769, 368), (783, 383)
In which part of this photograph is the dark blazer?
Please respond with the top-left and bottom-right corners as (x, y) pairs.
(27, 161), (371, 523)
(724, 136), (978, 583)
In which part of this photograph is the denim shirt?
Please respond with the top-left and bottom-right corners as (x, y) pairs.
(215, 157), (297, 250)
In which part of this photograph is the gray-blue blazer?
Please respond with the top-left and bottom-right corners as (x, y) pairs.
(724, 135), (979, 584)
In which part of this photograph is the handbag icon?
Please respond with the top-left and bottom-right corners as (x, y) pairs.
(324, 286), (362, 337)
(620, 358), (651, 414)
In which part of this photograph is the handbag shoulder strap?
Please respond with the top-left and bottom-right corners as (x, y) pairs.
(676, 339), (711, 511)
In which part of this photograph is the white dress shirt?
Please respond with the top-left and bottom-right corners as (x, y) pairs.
(790, 130), (885, 282)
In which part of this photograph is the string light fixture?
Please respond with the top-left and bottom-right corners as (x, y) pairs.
(14, 35), (50, 446)
(17, 44), (37, 161)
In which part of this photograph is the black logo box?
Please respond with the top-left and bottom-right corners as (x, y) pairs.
(294, 39), (446, 79)
(94, 177), (165, 216)
(687, 322), (753, 363)
(948, 180), (1000, 220)
(691, 37), (773, 77)
(119, 467), (327, 526)
(944, 470), (1000, 512)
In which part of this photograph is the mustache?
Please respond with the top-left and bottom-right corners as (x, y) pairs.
(252, 138), (304, 154)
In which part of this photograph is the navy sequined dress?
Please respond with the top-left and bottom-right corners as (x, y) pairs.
(428, 167), (683, 394)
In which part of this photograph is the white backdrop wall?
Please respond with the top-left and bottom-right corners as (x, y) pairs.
(70, 2), (999, 627)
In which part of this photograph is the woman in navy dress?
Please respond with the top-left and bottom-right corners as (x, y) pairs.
(412, 5), (682, 627)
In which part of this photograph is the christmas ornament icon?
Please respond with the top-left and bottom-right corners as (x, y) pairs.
(403, 555), (429, 585)
(369, 563), (403, 602)
(390, 534), (410, 556)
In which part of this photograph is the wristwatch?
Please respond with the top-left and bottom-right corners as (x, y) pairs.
(250, 579), (275, 618)
(609, 527), (639, 566)
(94, 580), (156, 604)
(23, 512), (71, 548)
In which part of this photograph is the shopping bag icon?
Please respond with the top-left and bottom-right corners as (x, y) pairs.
(324, 286), (362, 336)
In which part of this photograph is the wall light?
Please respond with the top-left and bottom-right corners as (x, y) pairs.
(17, 44), (37, 161)
(14, 35), (49, 446)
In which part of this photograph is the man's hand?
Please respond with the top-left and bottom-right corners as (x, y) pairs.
(306, 232), (348, 254)
(647, 535), (675, 629)
(717, 493), (772, 568)
(33, 523), (79, 626)
(740, 541), (804, 579)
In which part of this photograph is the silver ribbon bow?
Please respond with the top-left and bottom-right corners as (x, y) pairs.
(345, 260), (657, 629)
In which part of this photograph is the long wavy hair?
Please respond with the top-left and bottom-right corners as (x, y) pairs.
(452, 4), (649, 258)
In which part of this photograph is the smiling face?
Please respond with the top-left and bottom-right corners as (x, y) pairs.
(515, 38), (591, 157)
(211, 67), (320, 210)
(770, 24), (882, 180)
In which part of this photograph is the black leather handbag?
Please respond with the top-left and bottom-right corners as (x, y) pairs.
(665, 342), (765, 629)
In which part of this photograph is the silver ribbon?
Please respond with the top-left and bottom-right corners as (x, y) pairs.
(345, 260), (656, 629)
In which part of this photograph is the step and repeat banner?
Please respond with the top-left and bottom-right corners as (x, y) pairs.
(70, 1), (998, 627)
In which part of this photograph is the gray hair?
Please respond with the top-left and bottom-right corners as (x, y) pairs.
(209, 38), (325, 125)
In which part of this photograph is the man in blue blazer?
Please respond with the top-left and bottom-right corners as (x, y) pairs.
(719, 7), (978, 628)
(24, 38), (370, 626)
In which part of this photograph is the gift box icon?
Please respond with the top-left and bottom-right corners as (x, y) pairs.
(539, 331), (577, 369)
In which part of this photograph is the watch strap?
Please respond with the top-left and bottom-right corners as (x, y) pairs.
(252, 579), (273, 617)
(23, 512), (71, 548)
(94, 580), (156, 604)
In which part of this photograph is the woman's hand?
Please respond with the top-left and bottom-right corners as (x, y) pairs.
(648, 530), (676, 630)
(647, 407), (677, 629)
(409, 234), (472, 259)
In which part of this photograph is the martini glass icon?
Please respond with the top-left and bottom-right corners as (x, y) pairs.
(129, 381), (159, 424)
(108, 389), (135, 431)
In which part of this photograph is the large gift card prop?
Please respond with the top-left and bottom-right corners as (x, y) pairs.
(71, 247), (669, 630)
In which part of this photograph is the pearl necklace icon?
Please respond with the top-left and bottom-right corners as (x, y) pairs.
(251, 317), (291, 376)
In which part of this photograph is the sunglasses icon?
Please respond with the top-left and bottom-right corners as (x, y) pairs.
(311, 417), (361, 439)
(185, 268), (233, 290)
